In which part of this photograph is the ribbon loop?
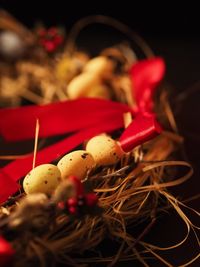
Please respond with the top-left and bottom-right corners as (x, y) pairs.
(130, 57), (165, 112)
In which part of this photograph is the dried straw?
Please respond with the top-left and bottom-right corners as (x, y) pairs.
(1, 103), (199, 266)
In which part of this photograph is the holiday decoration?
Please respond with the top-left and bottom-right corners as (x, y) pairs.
(0, 11), (199, 267)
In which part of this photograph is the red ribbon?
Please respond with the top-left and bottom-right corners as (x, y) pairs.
(130, 57), (165, 112)
(0, 57), (165, 203)
(0, 99), (132, 141)
(119, 112), (162, 152)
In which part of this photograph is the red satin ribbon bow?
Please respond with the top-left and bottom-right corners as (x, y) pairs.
(0, 57), (165, 203)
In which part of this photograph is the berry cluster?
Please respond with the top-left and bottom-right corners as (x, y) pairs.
(57, 176), (98, 215)
(37, 27), (64, 53)
(0, 176), (99, 266)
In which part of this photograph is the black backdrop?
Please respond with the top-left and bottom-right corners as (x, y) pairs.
(0, 0), (200, 37)
(0, 1), (200, 266)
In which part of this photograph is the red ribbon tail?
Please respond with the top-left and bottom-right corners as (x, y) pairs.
(119, 113), (162, 152)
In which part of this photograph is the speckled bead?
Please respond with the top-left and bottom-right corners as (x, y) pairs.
(23, 164), (61, 195)
(57, 150), (95, 180)
(86, 135), (123, 166)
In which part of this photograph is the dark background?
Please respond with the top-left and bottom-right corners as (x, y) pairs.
(0, 0), (200, 38)
(0, 1), (200, 266)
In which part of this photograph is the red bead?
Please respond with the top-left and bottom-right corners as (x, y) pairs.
(85, 193), (98, 207)
(0, 236), (14, 267)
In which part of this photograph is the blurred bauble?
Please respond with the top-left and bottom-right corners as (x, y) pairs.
(0, 31), (26, 60)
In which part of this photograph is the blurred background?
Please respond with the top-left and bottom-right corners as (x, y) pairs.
(0, 1), (200, 88)
(0, 1), (200, 266)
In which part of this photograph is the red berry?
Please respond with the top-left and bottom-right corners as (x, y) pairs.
(54, 35), (63, 46)
(57, 201), (65, 210)
(85, 193), (98, 207)
(67, 197), (77, 207)
(68, 206), (77, 215)
(44, 41), (56, 53)
(0, 236), (14, 267)
(68, 176), (84, 196)
(69, 176), (79, 184)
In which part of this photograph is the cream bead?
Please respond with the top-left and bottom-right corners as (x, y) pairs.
(23, 164), (61, 195)
(86, 135), (123, 166)
(57, 150), (95, 180)
(67, 73), (99, 99)
(83, 56), (113, 79)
